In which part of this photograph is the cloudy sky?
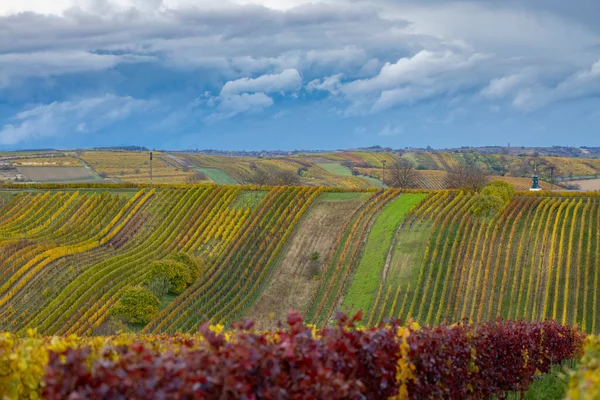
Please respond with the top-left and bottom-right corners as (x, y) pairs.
(0, 0), (599, 150)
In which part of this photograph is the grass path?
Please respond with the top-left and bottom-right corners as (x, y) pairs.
(341, 193), (426, 315)
(194, 167), (237, 184)
(317, 162), (353, 177)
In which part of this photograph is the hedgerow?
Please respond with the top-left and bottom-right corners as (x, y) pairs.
(567, 335), (600, 399)
(1, 314), (576, 400)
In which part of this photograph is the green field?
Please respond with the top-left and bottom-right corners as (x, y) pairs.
(362, 175), (384, 188)
(195, 167), (237, 184)
(317, 162), (353, 176)
(342, 193), (426, 315)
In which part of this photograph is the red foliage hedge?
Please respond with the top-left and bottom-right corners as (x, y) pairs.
(43, 313), (583, 400)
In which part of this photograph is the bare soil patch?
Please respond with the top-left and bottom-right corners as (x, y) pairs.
(244, 192), (367, 328)
(18, 167), (97, 182)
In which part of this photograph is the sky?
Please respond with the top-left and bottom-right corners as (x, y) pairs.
(0, 0), (599, 151)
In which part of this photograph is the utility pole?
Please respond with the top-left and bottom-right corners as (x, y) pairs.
(149, 151), (153, 187)
(382, 159), (387, 188)
(549, 166), (555, 191)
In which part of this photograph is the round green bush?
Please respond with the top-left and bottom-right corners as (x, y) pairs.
(110, 286), (161, 324)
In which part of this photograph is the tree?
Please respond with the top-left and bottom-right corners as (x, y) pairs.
(249, 169), (300, 186)
(248, 169), (271, 187)
(444, 164), (487, 191)
(146, 259), (193, 295)
(271, 170), (300, 186)
(270, 170), (301, 186)
(385, 159), (417, 188)
(186, 171), (207, 184)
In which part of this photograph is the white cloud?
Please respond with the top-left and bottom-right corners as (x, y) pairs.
(481, 74), (529, 99)
(0, 0), (334, 16)
(0, 0), (598, 127)
(0, 51), (154, 87)
(373, 87), (437, 112)
(307, 73), (343, 94)
(306, 46), (366, 67)
(207, 69), (301, 121)
(220, 69), (302, 96)
(338, 50), (491, 114)
(343, 51), (488, 97)
(206, 92), (274, 122)
(378, 123), (403, 137)
(510, 59), (600, 110)
(0, 95), (151, 145)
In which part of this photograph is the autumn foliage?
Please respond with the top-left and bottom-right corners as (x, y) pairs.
(21, 312), (583, 400)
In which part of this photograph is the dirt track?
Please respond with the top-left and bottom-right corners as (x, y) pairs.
(243, 193), (367, 328)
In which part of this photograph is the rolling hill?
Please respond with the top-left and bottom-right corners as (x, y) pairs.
(0, 184), (598, 337)
(5, 149), (599, 191)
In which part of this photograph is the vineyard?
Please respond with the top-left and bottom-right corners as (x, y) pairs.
(360, 191), (600, 334)
(78, 151), (200, 184)
(2, 149), (599, 190)
(1, 183), (600, 398)
(0, 184), (599, 338)
(355, 169), (555, 190)
(180, 153), (377, 188)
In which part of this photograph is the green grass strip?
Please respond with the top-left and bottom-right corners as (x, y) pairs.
(341, 193), (426, 315)
(195, 167), (237, 184)
(317, 162), (353, 177)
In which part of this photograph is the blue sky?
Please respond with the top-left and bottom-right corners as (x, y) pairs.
(0, 0), (599, 151)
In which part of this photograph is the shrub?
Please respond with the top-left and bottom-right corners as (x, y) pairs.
(109, 286), (160, 324)
(145, 275), (171, 298)
(297, 167), (309, 176)
(38, 314), (584, 400)
(168, 252), (202, 282)
(146, 260), (191, 294)
(186, 171), (207, 184)
(483, 180), (515, 202)
(566, 336), (600, 399)
(470, 193), (505, 217)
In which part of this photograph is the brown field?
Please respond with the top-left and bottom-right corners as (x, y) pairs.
(11, 156), (81, 167)
(18, 166), (98, 182)
(243, 192), (368, 328)
(79, 151), (205, 184)
(567, 178), (600, 191)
